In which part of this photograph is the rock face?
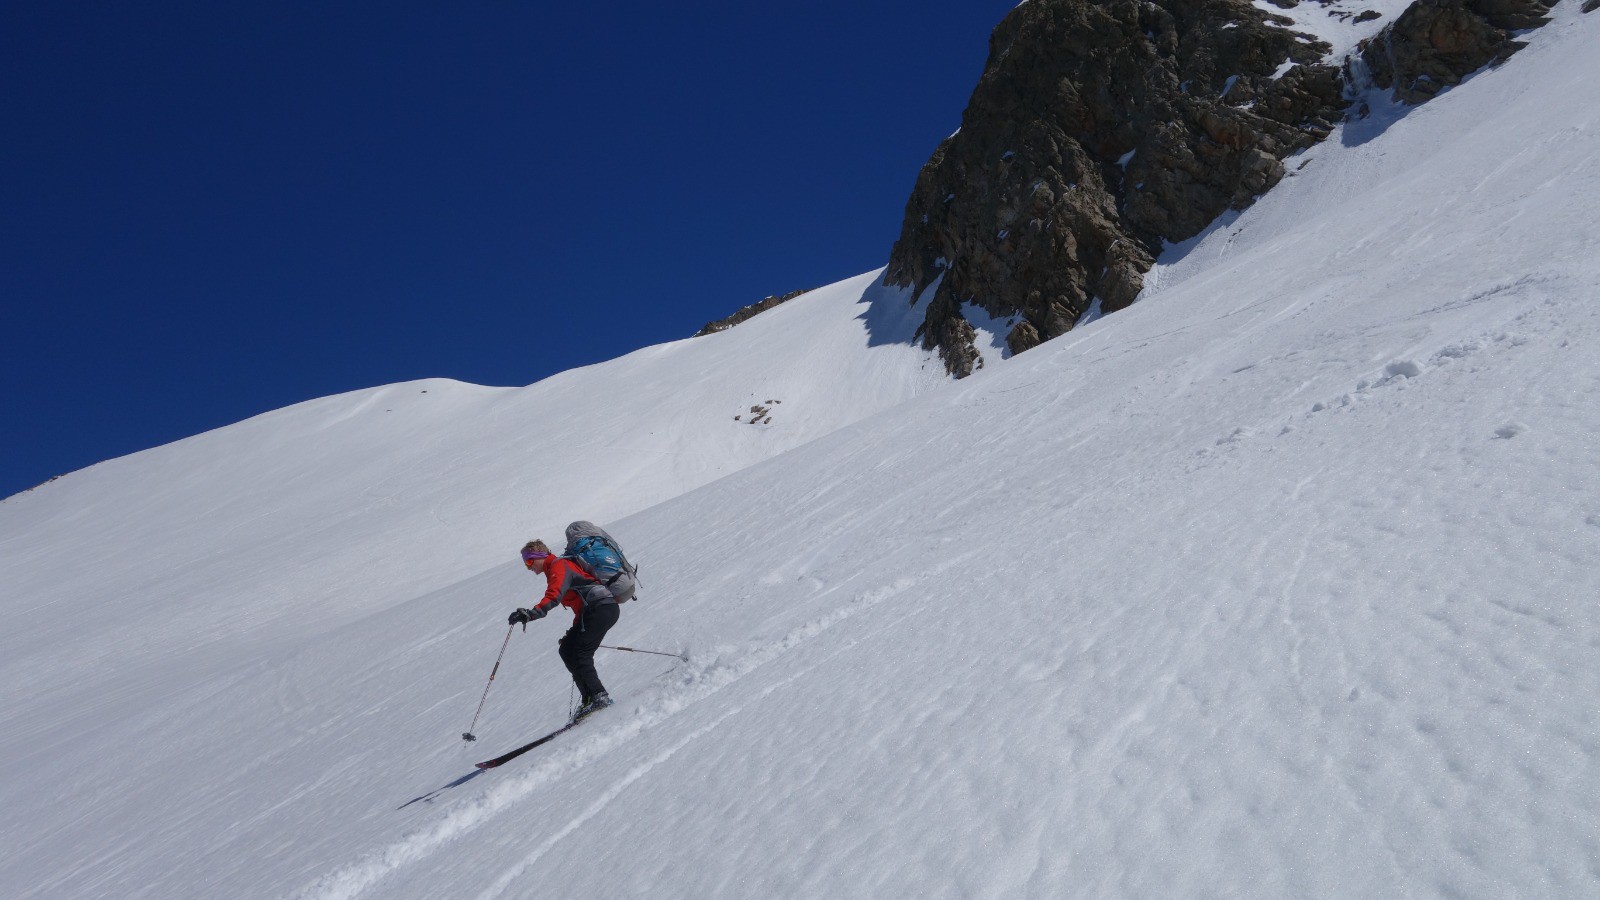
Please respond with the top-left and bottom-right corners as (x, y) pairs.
(1355, 0), (1557, 104)
(694, 289), (809, 337)
(884, 0), (1344, 376)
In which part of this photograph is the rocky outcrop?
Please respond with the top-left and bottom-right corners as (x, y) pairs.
(882, 0), (1566, 376)
(884, 0), (1344, 376)
(694, 289), (809, 337)
(1355, 0), (1557, 104)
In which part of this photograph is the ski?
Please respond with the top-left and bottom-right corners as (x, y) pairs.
(474, 721), (580, 769)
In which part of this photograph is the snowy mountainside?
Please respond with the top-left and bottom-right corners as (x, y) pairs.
(5, 4), (1600, 897)
(0, 271), (943, 868)
(0, 273), (939, 638)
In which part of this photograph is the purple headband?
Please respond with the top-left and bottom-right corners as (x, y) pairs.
(521, 548), (551, 562)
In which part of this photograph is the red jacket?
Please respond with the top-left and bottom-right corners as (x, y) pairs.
(533, 557), (610, 618)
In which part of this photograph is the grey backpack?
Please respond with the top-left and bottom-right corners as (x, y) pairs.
(563, 521), (639, 603)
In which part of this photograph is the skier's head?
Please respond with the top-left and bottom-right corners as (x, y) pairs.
(521, 540), (552, 573)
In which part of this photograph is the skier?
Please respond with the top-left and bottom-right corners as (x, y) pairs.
(509, 539), (619, 722)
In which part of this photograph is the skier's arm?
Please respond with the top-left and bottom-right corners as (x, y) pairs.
(533, 561), (574, 613)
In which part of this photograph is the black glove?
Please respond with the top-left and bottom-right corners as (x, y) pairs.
(508, 606), (546, 627)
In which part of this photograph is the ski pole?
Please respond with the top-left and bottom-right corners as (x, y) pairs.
(599, 643), (686, 660)
(462, 624), (515, 742)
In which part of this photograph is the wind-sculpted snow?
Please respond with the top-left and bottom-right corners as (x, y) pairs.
(2, 4), (1599, 898)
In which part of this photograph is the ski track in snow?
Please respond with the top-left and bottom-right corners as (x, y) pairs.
(474, 581), (930, 899)
(300, 575), (925, 900)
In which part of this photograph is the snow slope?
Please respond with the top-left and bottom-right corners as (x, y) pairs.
(4, 3), (1599, 897)
(0, 271), (941, 728)
(0, 272), (944, 894)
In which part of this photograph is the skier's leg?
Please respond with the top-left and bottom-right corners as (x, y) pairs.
(565, 602), (618, 700)
(557, 627), (587, 704)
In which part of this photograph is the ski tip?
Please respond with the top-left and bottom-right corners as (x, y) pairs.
(474, 761), (498, 770)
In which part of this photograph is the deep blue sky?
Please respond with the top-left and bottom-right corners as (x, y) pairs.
(2, 2), (1016, 500)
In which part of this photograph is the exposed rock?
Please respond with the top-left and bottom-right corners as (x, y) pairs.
(1355, 0), (1557, 104)
(1354, 10), (1384, 22)
(1584, 0), (1597, 12)
(694, 289), (810, 337)
(7, 474), (65, 501)
(884, 0), (1343, 376)
(880, 0), (1561, 377)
